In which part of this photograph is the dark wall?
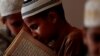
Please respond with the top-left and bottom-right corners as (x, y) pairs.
(62, 0), (86, 28)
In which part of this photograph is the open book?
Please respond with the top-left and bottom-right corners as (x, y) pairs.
(4, 28), (56, 56)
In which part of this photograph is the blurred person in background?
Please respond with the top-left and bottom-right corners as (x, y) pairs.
(0, 0), (24, 37)
(22, 0), (85, 56)
(83, 0), (100, 55)
(0, 0), (24, 55)
(83, 15), (100, 56)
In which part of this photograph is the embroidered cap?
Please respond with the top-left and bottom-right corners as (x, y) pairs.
(22, 0), (62, 19)
(0, 0), (24, 17)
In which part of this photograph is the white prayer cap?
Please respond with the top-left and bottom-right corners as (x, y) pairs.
(22, 0), (62, 19)
(84, 0), (100, 28)
(0, 0), (24, 17)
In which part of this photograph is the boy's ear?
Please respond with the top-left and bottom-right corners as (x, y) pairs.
(47, 11), (58, 23)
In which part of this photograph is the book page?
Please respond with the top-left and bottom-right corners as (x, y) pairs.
(4, 28), (56, 56)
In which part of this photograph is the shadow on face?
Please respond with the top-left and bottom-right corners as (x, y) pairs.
(4, 13), (24, 36)
(84, 27), (100, 56)
(23, 9), (60, 44)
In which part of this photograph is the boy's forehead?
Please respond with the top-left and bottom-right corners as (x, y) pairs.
(24, 15), (43, 23)
(87, 27), (100, 34)
(24, 17), (36, 23)
(87, 26), (100, 30)
(24, 10), (49, 23)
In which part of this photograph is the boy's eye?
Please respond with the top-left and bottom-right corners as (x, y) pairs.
(30, 24), (38, 30)
(92, 33), (100, 43)
(11, 21), (22, 28)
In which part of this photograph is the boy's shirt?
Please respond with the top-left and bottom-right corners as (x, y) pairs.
(58, 29), (86, 56)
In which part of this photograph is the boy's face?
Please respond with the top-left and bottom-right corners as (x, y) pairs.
(5, 13), (23, 36)
(24, 13), (57, 44)
(85, 27), (100, 55)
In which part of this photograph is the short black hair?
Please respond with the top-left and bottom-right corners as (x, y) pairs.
(49, 4), (65, 20)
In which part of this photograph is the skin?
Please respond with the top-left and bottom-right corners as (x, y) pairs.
(4, 12), (24, 36)
(84, 27), (100, 56)
(24, 11), (59, 44)
(24, 10), (72, 51)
